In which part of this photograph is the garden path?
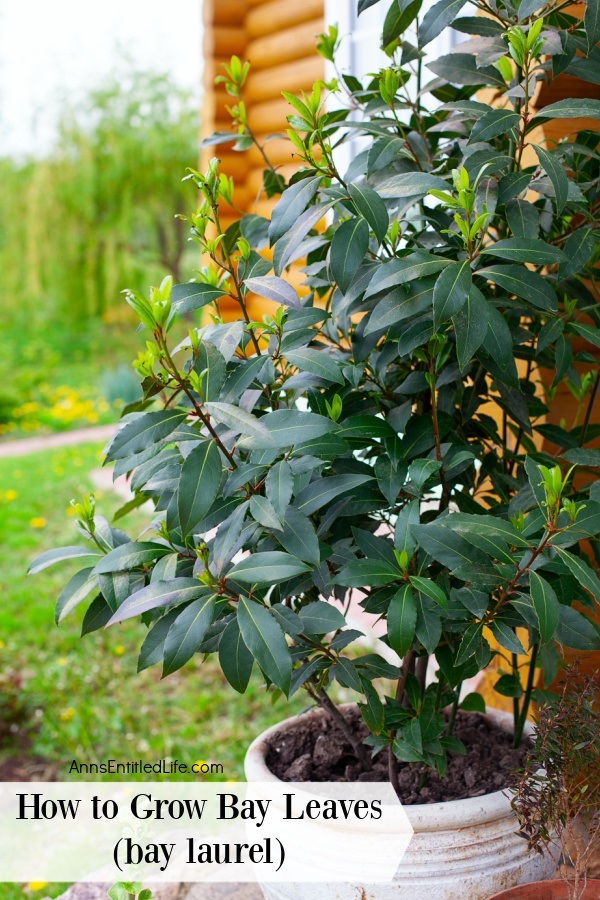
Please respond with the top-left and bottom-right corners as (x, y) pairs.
(0, 425), (115, 458)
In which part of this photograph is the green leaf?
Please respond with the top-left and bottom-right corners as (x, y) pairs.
(554, 547), (600, 603)
(534, 145), (568, 214)
(244, 276), (301, 310)
(228, 551), (311, 584)
(409, 576), (449, 610)
(419, 0), (468, 47)
(365, 253), (449, 295)
(240, 409), (338, 450)
(55, 568), (98, 624)
(388, 585), (417, 657)
(383, 0), (423, 45)
(221, 355), (266, 402)
(237, 598), (292, 694)
(94, 542), (171, 575)
(460, 692), (486, 712)
(476, 264), (558, 312)
(506, 199), (539, 239)
(490, 620), (526, 655)
(107, 579), (208, 625)
(162, 594), (217, 676)
(359, 680), (385, 734)
(250, 495), (283, 531)
(555, 605), (600, 651)
(193, 342), (226, 401)
(570, 322), (600, 351)
(428, 53), (506, 87)
(453, 285), (489, 371)
(456, 622), (484, 665)
(479, 302), (519, 388)
(299, 601), (346, 634)
(178, 441), (222, 537)
(433, 260), (471, 329)
(105, 410), (188, 461)
(364, 284), (434, 336)
(171, 281), (224, 314)
(412, 524), (487, 570)
(269, 175), (321, 243)
(273, 200), (335, 275)
(296, 474), (373, 515)
(330, 217), (370, 293)
(279, 507), (320, 565)
(28, 545), (101, 575)
(219, 617), (254, 693)
(203, 401), (270, 441)
(585, 0), (600, 52)
(531, 98), (600, 122)
(530, 571), (560, 645)
(336, 558), (401, 587)
(285, 347), (344, 384)
(558, 229), (594, 280)
(378, 172), (448, 199)
(137, 608), (181, 672)
(562, 448), (600, 467)
(480, 238), (565, 265)
(349, 182), (389, 243)
(394, 500), (420, 556)
(468, 108), (521, 143)
(266, 460), (293, 519)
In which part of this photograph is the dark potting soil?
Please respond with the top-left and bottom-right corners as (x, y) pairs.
(265, 707), (530, 804)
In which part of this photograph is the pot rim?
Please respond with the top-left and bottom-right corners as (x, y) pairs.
(244, 703), (533, 831)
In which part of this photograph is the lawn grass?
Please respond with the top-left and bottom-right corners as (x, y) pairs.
(0, 440), (305, 900)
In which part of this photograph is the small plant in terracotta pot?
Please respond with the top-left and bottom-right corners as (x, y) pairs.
(494, 669), (600, 900)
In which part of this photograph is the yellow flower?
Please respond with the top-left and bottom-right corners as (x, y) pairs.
(0, 640), (5, 649)
(66, 506), (77, 516)
(60, 707), (75, 722)
(114, 645), (125, 656)
(57, 657), (68, 667)
(29, 517), (46, 529)
(27, 883), (47, 892)
(4, 490), (17, 501)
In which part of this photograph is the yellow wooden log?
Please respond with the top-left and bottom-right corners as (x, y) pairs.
(247, 0), (324, 38)
(207, 0), (246, 26)
(247, 138), (297, 167)
(247, 56), (323, 102)
(205, 26), (247, 58)
(247, 19), (325, 69)
(248, 97), (295, 135)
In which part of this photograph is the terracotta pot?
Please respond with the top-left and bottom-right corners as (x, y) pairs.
(245, 704), (556, 900)
(488, 878), (600, 898)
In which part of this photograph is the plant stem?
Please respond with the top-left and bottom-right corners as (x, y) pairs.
(388, 649), (416, 795)
(513, 643), (538, 748)
(445, 683), (462, 738)
(580, 370), (600, 446)
(313, 684), (372, 771)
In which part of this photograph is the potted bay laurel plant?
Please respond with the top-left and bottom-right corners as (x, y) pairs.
(31, 0), (600, 896)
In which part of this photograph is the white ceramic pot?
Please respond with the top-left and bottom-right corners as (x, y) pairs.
(244, 705), (556, 900)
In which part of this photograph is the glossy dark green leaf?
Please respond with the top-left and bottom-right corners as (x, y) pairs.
(409, 576), (449, 610)
(364, 285), (433, 335)
(349, 182), (389, 243)
(94, 542), (171, 575)
(269, 176), (321, 243)
(453, 285), (489, 371)
(558, 228), (594, 280)
(162, 594), (217, 676)
(383, 0), (423, 45)
(476, 264), (558, 311)
(378, 172), (448, 199)
(428, 53), (505, 86)
(137, 607), (181, 672)
(479, 304), (519, 388)
(285, 347), (345, 384)
(534, 145), (568, 214)
(250, 495), (283, 531)
(105, 410), (188, 461)
(107, 579), (208, 625)
(359, 680), (385, 734)
(299, 601), (346, 634)
(480, 238), (565, 265)
(237, 598), (292, 694)
(296, 474), (373, 515)
(388, 585), (417, 656)
(28, 545), (101, 575)
(554, 547), (600, 602)
(330, 217), (370, 294)
(468, 108), (520, 143)
(219, 617), (254, 693)
(532, 99), (600, 121)
(178, 441), (222, 536)
(419, 0), (467, 46)
(412, 524), (487, 570)
(279, 507), (320, 565)
(171, 282), (224, 314)
(506, 199), (539, 239)
(266, 461), (293, 519)
(529, 572), (560, 645)
(433, 260), (471, 329)
(554, 605), (600, 651)
(81, 594), (113, 636)
(273, 201), (335, 275)
(336, 558), (401, 587)
(228, 551), (311, 584)
(244, 276), (301, 310)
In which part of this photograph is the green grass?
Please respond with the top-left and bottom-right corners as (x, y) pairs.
(0, 441), (305, 899)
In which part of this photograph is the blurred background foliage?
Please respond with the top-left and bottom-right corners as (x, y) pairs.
(0, 65), (199, 436)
